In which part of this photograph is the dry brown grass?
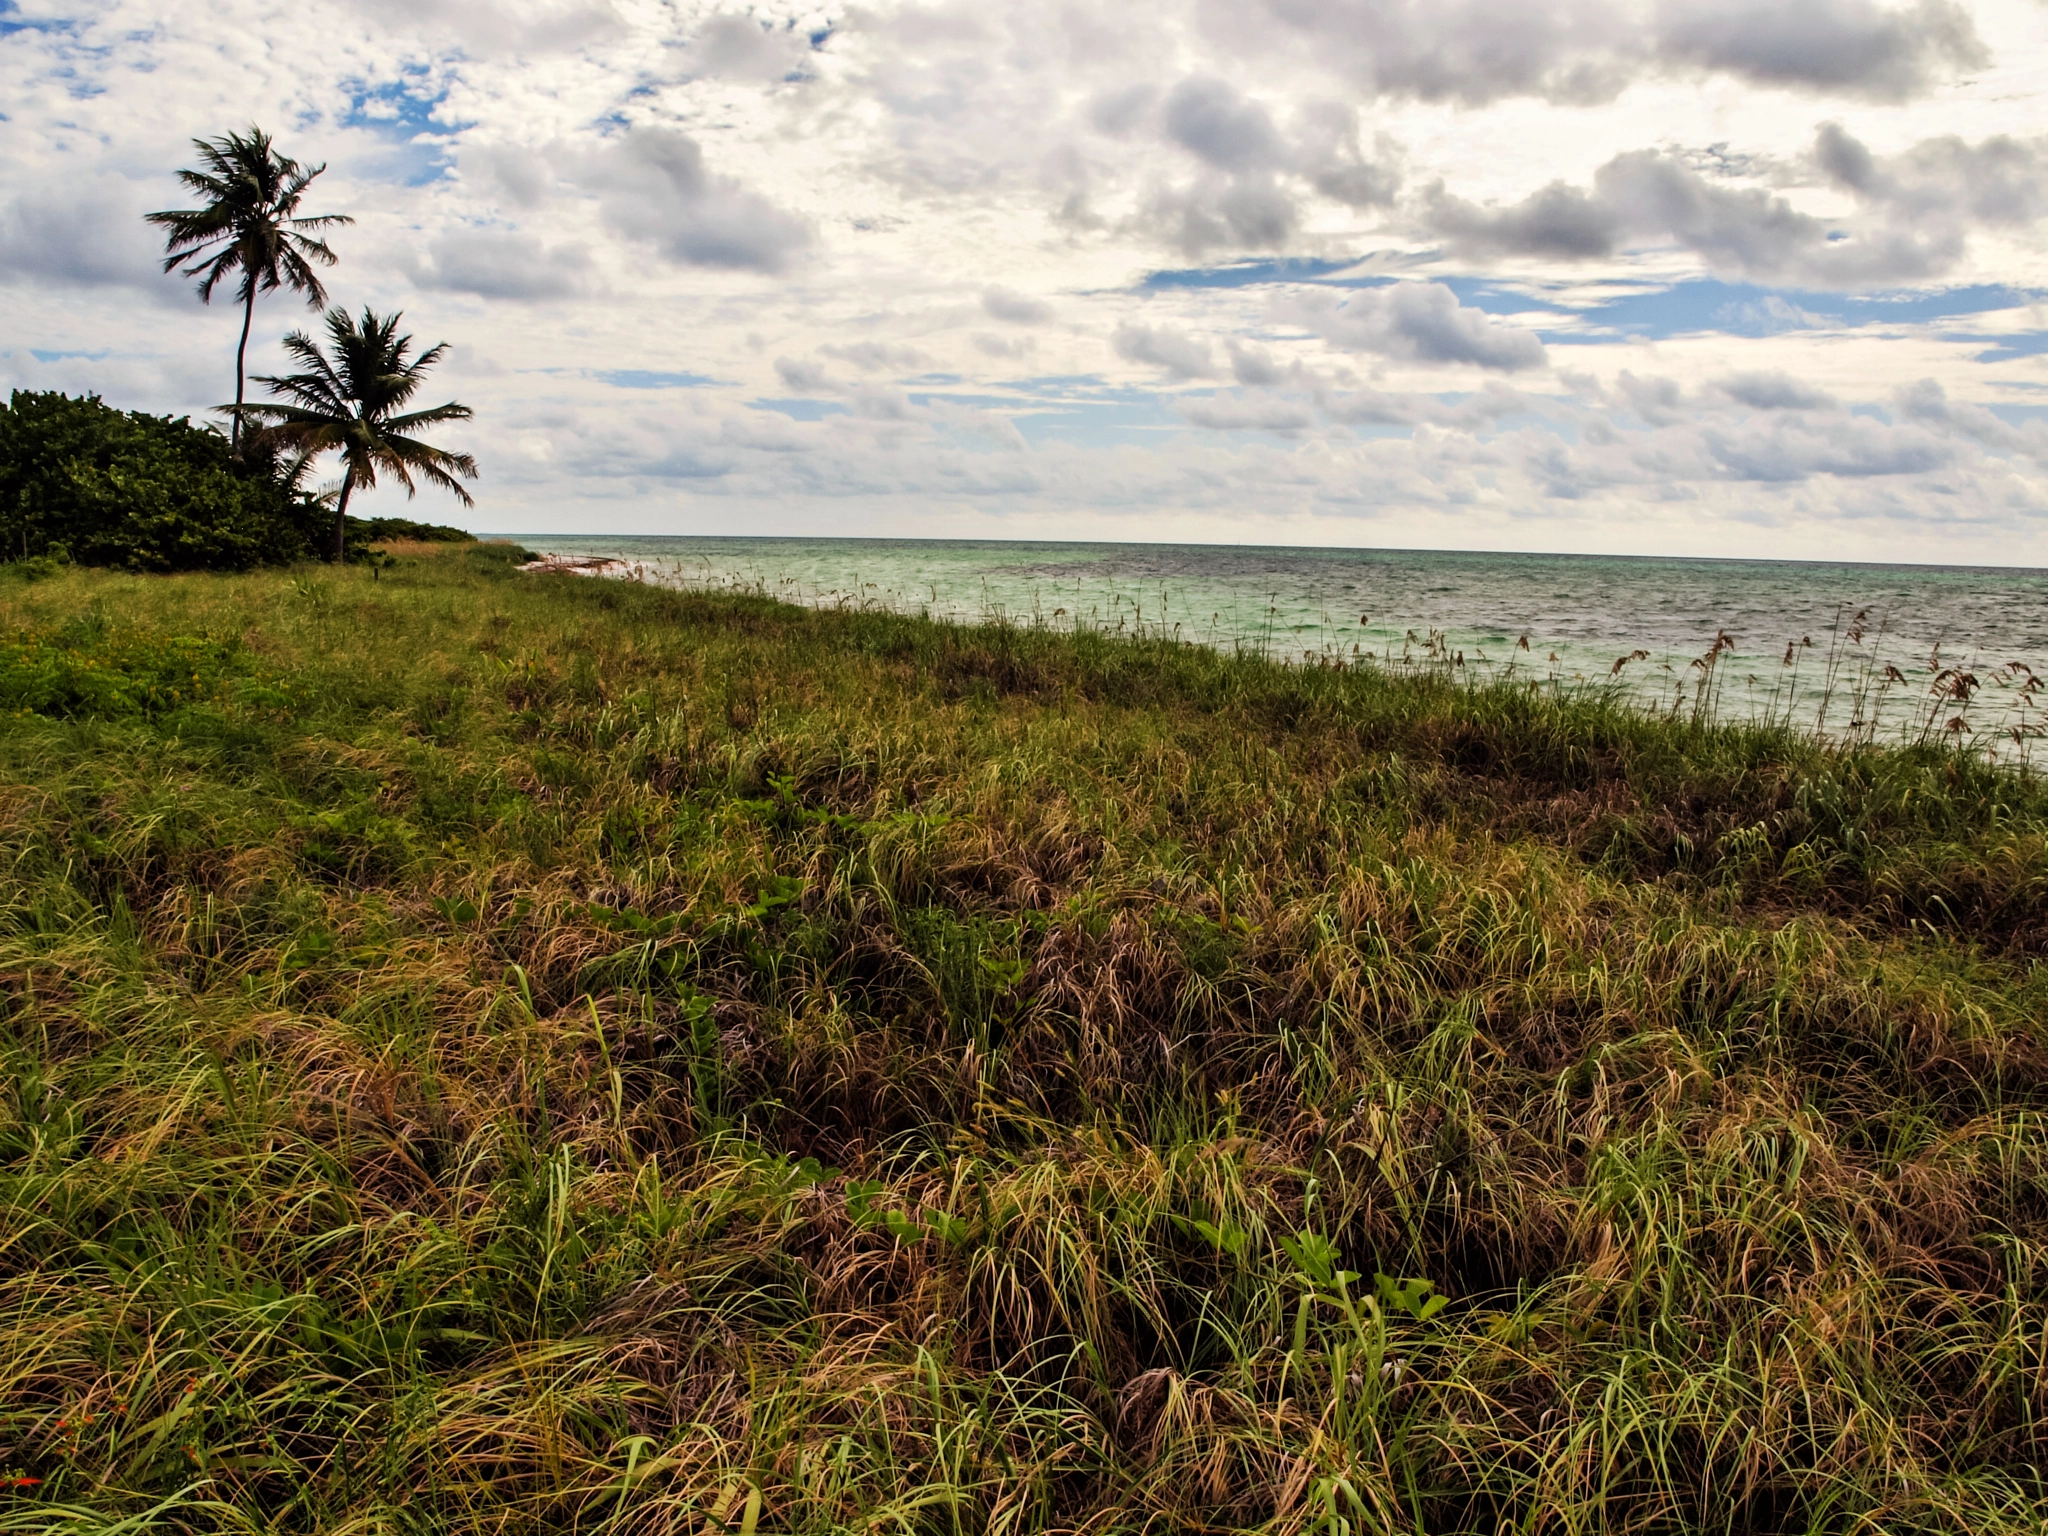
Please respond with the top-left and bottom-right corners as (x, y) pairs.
(0, 550), (2042, 1532)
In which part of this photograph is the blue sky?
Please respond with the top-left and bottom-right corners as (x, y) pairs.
(3, 0), (2048, 562)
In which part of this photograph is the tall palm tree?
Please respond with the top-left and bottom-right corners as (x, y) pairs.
(240, 308), (478, 561)
(147, 128), (351, 451)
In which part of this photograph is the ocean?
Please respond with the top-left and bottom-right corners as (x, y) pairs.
(509, 535), (2048, 752)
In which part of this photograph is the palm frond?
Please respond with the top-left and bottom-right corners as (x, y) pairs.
(235, 402), (349, 434)
(383, 432), (480, 480)
(262, 332), (351, 410)
(382, 402), (476, 434)
(275, 248), (333, 310)
(183, 249), (242, 303)
(146, 127), (347, 307)
(251, 306), (480, 533)
(404, 462), (478, 507)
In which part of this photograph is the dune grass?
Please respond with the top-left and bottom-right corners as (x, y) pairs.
(0, 544), (2045, 1533)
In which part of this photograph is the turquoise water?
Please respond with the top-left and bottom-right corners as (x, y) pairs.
(511, 535), (2048, 754)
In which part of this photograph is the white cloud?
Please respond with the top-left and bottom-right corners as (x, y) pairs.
(687, 14), (812, 80)
(1716, 371), (1839, 411)
(1113, 322), (1219, 379)
(1278, 283), (1549, 370)
(1195, 0), (1985, 104)
(0, 176), (165, 290)
(1, 0), (2045, 561)
(821, 340), (927, 372)
(1179, 392), (1319, 430)
(982, 286), (1053, 324)
(1423, 124), (2047, 286)
(1816, 121), (2048, 226)
(1652, 0), (1986, 100)
(774, 356), (835, 392)
(1164, 77), (1288, 172)
(405, 229), (592, 299)
(583, 128), (812, 273)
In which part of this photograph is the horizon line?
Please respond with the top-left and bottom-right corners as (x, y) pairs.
(482, 531), (2048, 579)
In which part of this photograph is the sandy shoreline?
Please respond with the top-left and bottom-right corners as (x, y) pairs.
(516, 554), (648, 579)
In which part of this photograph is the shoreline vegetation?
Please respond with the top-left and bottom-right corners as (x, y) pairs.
(0, 390), (478, 577)
(526, 550), (2048, 765)
(2, 544), (2046, 1532)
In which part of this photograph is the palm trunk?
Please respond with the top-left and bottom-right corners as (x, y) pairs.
(233, 286), (257, 454)
(332, 465), (355, 563)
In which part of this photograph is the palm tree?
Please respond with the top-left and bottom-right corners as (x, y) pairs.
(147, 128), (351, 451)
(240, 308), (478, 561)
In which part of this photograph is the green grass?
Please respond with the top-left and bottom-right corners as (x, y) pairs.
(0, 544), (2045, 1533)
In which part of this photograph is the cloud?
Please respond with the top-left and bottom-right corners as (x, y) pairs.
(0, 177), (160, 289)
(844, 384), (919, 420)
(1892, 376), (2048, 459)
(821, 340), (927, 372)
(1814, 121), (1882, 193)
(774, 357), (835, 392)
(982, 286), (1053, 324)
(1592, 151), (1859, 279)
(1197, 0), (1985, 105)
(1164, 77), (1287, 172)
(1226, 340), (1299, 386)
(1178, 376), (1547, 433)
(405, 229), (591, 299)
(1318, 381), (1548, 428)
(345, 0), (625, 56)
(1291, 102), (1403, 209)
(1429, 152), (1838, 274)
(1211, 0), (1634, 106)
(1178, 392), (1318, 431)
(466, 144), (556, 209)
(1088, 84), (1157, 137)
(1615, 369), (1689, 424)
(1134, 79), (1401, 254)
(7, 0), (2048, 558)
(1716, 371), (1837, 411)
(1817, 121), (2048, 225)
(1487, 367), (2026, 496)
(1653, 0), (1986, 101)
(688, 14), (809, 80)
(1699, 413), (1953, 480)
(584, 128), (811, 273)
(1424, 127), (2047, 286)
(1280, 283), (1549, 370)
(524, 363), (2038, 534)
(1113, 322), (1218, 379)
(1138, 173), (1300, 256)
(973, 333), (1036, 358)
(1426, 180), (1620, 259)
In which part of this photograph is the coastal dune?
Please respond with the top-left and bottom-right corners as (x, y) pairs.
(0, 544), (2042, 1530)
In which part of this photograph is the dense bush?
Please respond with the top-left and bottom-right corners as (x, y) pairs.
(351, 514), (476, 543)
(0, 390), (322, 571)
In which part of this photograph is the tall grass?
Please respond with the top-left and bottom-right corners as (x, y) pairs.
(0, 545), (2044, 1532)
(564, 556), (2048, 762)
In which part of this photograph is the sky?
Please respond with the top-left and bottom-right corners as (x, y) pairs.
(4, 0), (2048, 562)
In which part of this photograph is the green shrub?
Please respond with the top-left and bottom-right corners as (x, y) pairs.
(0, 391), (321, 571)
(348, 514), (475, 543)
